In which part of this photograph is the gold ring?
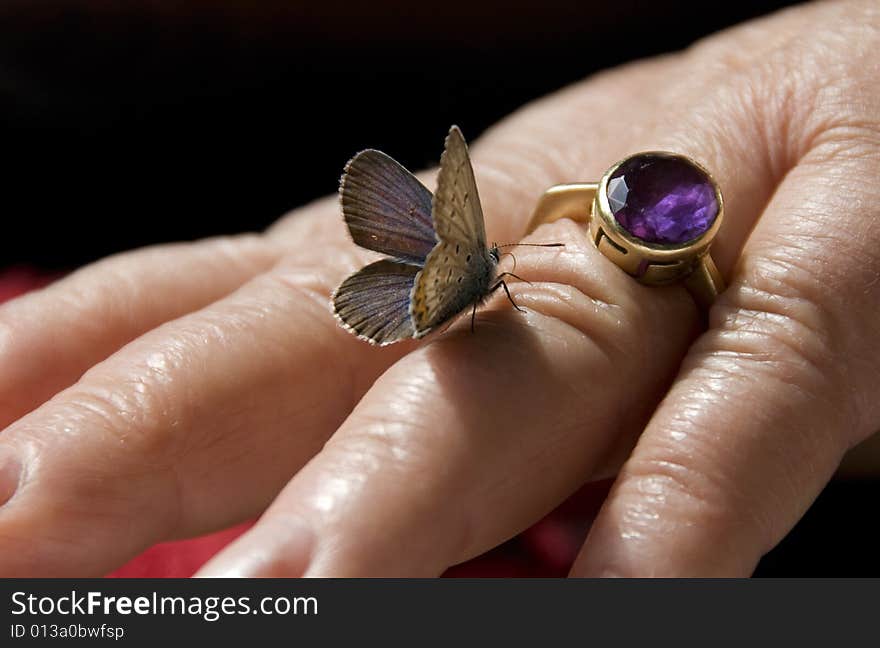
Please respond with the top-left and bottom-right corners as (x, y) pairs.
(527, 151), (725, 308)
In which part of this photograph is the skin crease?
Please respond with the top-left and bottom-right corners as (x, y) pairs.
(0, 0), (877, 577)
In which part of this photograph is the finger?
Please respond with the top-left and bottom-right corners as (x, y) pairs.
(574, 158), (880, 576)
(198, 219), (700, 577)
(0, 232), (411, 576)
(0, 234), (279, 428)
(573, 19), (880, 575)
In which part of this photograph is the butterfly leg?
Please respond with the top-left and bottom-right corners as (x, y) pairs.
(470, 301), (478, 333)
(494, 271), (532, 286)
(489, 279), (526, 313)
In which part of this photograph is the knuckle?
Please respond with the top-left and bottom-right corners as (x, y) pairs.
(196, 233), (284, 275)
(804, 123), (880, 174)
(66, 366), (182, 458)
(72, 319), (244, 464)
(679, 2), (880, 172)
(622, 452), (735, 522)
(326, 405), (447, 489)
(715, 255), (835, 380)
(514, 219), (690, 363)
(317, 414), (471, 571)
(261, 269), (368, 406)
(322, 378), (483, 560)
(769, 31), (880, 164)
(15, 384), (183, 531)
(320, 429), (403, 506)
(272, 241), (374, 301)
(270, 264), (338, 310)
(616, 451), (767, 557)
(703, 257), (862, 449)
(0, 306), (25, 366)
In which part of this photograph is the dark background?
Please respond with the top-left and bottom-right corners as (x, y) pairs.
(2, 0), (877, 576)
(1, 0), (809, 268)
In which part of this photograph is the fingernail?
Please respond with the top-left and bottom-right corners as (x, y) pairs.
(0, 446), (23, 508)
(197, 519), (314, 578)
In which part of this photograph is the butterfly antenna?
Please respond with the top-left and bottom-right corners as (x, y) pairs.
(496, 242), (564, 249)
(498, 251), (518, 273)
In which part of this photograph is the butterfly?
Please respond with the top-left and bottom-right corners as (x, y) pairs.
(332, 125), (540, 346)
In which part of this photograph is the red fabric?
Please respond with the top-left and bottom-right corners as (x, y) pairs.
(2, 266), (607, 577)
(0, 266), (58, 301)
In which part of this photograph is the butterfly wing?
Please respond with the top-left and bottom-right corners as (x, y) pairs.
(429, 125), (488, 249)
(410, 126), (495, 335)
(340, 149), (436, 265)
(332, 259), (421, 345)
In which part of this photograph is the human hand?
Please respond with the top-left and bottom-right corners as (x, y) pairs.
(0, 0), (877, 577)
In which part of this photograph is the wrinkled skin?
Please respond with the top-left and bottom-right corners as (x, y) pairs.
(0, 0), (878, 577)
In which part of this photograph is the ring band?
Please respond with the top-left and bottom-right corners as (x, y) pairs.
(527, 152), (725, 308)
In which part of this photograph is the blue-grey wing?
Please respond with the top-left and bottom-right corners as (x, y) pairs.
(340, 149), (436, 265)
(430, 126), (488, 251)
(332, 259), (420, 345)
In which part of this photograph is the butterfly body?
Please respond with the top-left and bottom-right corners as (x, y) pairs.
(410, 240), (499, 337)
(332, 126), (507, 345)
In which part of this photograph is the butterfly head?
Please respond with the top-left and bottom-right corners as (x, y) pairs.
(489, 243), (501, 264)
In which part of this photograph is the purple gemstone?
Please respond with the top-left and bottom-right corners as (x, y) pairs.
(606, 154), (718, 245)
